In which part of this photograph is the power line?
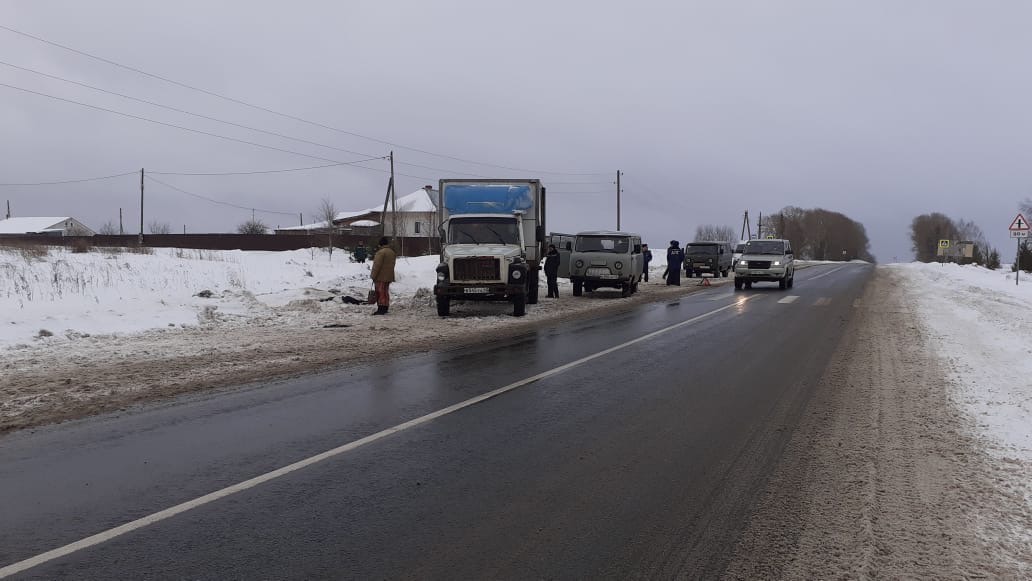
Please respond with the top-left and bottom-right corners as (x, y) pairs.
(150, 158), (384, 176)
(144, 175), (297, 216)
(0, 23), (609, 177)
(0, 170), (137, 186)
(0, 60), (493, 179)
(0, 80), (393, 171)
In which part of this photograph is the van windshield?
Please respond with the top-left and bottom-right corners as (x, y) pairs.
(575, 236), (629, 253)
(685, 245), (718, 256)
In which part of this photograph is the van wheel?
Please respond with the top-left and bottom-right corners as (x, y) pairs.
(631, 282), (639, 294)
(734, 279), (743, 290)
(621, 283), (630, 298)
(745, 281), (753, 289)
(573, 281), (583, 296)
(436, 297), (450, 316)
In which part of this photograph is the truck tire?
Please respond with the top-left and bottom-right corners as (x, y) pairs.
(734, 279), (743, 290)
(573, 281), (583, 296)
(723, 269), (730, 278)
(527, 270), (539, 305)
(779, 277), (787, 290)
(436, 297), (450, 316)
(512, 294), (526, 316)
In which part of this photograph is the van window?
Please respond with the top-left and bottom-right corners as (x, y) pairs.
(576, 236), (630, 253)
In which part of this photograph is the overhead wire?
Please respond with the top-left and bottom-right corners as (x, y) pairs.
(0, 170), (137, 186)
(150, 159), (384, 176)
(144, 175), (297, 216)
(0, 23), (609, 177)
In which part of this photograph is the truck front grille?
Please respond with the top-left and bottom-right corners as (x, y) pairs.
(454, 257), (501, 281)
(747, 260), (772, 269)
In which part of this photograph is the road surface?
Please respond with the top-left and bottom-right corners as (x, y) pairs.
(0, 263), (871, 579)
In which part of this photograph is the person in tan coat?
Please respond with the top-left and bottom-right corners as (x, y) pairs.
(370, 237), (397, 315)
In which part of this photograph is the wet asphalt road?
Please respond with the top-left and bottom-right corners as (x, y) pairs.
(0, 263), (871, 580)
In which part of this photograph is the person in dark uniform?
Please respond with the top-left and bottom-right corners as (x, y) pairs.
(666, 240), (683, 286)
(544, 244), (560, 298)
(642, 243), (653, 282)
(353, 240), (368, 263)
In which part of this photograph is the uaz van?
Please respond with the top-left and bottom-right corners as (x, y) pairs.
(567, 231), (644, 298)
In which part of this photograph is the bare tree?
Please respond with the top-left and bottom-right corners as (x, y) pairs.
(237, 218), (269, 235)
(97, 221), (119, 235)
(693, 224), (736, 243)
(147, 221), (172, 235)
(315, 198), (338, 257)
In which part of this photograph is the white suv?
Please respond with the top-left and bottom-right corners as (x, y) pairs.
(734, 239), (795, 290)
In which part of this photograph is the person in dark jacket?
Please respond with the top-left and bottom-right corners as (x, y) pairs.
(642, 243), (653, 282)
(666, 240), (683, 286)
(353, 241), (368, 263)
(544, 244), (561, 298)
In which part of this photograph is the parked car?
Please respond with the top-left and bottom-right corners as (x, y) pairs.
(734, 238), (795, 290)
(684, 241), (733, 278)
(567, 231), (644, 298)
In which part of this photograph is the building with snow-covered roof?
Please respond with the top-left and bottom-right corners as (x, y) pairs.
(275, 187), (439, 239)
(0, 217), (95, 237)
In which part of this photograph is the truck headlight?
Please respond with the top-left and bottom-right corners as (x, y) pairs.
(512, 270), (522, 280)
(437, 272), (446, 281)
(614, 261), (623, 270)
(575, 259), (584, 268)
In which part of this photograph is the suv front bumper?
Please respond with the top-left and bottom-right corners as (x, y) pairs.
(734, 266), (789, 282)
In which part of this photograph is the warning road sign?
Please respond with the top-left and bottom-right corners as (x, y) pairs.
(1009, 213), (1029, 231)
(938, 239), (950, 248)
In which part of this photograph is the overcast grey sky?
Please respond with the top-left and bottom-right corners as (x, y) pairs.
(2, 0), (1031, 261)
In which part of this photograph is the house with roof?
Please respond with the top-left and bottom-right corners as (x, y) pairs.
(276, 186), (439, 239)
(0, 216), (96, 237)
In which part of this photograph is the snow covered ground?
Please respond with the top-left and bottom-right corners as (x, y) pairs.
(888, 262), (1032, 464)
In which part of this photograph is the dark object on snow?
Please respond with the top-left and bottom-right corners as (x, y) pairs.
(195, 289), (214, 298)
(322, 323), (352, 328)
(340, 296), (365, 305)
(318, 296), (337, 302)
(353, 242), (368, 263)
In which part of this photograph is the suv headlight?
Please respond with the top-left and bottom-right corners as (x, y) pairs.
(738, 260), (747, 266)
(773, 260), (781, 266)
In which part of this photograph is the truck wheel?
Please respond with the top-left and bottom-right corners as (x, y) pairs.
(512, 294), (526, 317)
(436, 297), (450, 316)
(573, 281), (583, 296)
(745, 281), (753, 289)
(779, 277), (787, 290)
(734, 279), (743, 290)
(686, 270), (693, 278)
(527, 270), (539, 305)
(631, 282), (639, 294)
(723, 269), (730, 278)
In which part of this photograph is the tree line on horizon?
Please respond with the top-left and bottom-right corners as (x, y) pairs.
(909, 213), (1002, 270)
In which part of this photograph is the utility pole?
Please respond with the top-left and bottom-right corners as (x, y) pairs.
(139, 168), (145, 245)
(380, 156), (394, 240)
(119, 208), (124, 235)
(740, 211), (752, 241)
(5, 200), (10, 219)
(757, 211), (763, 239)
(616, 170), (622, 231)
(299, 213), (303, 227)
(390, 151), (402, 255)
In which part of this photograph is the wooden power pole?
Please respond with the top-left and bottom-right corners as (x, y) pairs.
(139, 168), (145, 244)
(616, 170), (622, 231)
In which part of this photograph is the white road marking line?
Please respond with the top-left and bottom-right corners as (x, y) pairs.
(0, 296), (757, 579)
(777, 295), (800, 304)
(806, 265), (848, 281)
(814, 297), (832, 306)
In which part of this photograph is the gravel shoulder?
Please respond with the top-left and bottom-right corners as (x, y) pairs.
(1, 278), (721, 434)
(722, 268), (1032, 578)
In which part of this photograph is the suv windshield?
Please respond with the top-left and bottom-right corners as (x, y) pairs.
(685, 244), (718, 256)
(575, 236), (630, 253)
(744, 240), (787, 255)
(448, 218), (520, 245)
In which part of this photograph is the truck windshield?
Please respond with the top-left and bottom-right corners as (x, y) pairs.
(744, 240), (786, 255)
(575, 236), (629, 253)
(448, 218), (520, 245)
(685, 245), (718, 256)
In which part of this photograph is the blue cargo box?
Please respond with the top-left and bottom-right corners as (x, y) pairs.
(442, 184), (536, 215)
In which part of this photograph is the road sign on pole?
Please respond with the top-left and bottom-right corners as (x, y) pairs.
(1010, 214), (1029, 286)
(1008, 213), (1029, 232)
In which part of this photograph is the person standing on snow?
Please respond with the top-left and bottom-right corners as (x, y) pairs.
(544, 243), (561, 298)
(642, 243), (653, 282)
(371, 237), (397, 315)
(666, 240), (683, 286)
(353, 240), (368, 263)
